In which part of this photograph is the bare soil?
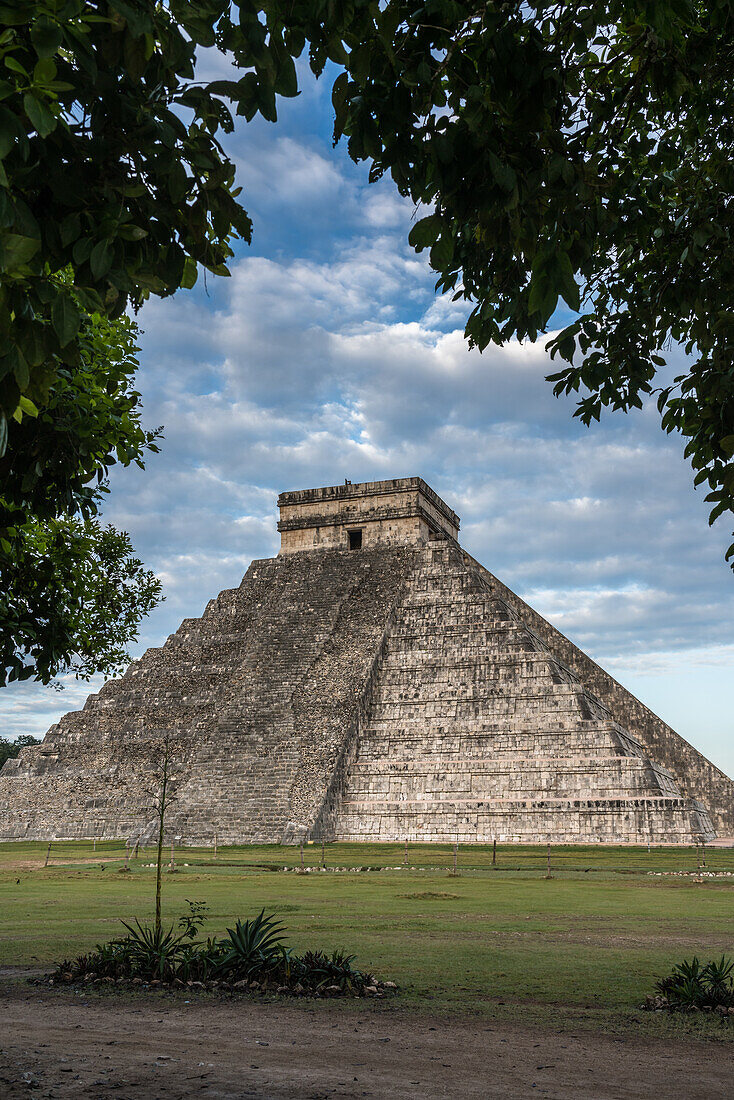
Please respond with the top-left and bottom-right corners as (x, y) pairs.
(1, 973), (732, 1099)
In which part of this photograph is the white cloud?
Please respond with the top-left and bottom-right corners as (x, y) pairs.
(235, 136), (346, 207)
(362, 189), (414, 228)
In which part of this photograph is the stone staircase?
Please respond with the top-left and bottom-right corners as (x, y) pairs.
(333, 545), (715, 843)
(0, 547), (415, 842)
(168, 547), (415, 843)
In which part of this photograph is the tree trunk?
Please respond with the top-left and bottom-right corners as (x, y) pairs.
(155, 752), (169, 939)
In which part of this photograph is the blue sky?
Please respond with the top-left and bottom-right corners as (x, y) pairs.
(2, 57), (733, 778)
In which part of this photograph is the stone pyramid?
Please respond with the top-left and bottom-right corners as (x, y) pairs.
(1, 477), (729, 844)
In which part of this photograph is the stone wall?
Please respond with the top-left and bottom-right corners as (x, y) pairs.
(278, 477), (460, 553)
(169, 547), (415, 843)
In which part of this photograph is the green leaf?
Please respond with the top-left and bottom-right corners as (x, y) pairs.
(528, 275), (549, 316)
(123, 31), (149, 83)
(430, 233), (454, 269)
(559, 271), (580, 312)
(202, 261), (230, 277)
(33, 58), (57, 84)
(408, 214), (441, 251)
(60, 212), (80, 247)
(4, 56), (29, 77)
(13, 349), (29, 390)
(0, 232), (40, 273)
(23, 92), (57, 138)
(274, 50), (298, 98)
(30, 18), (63, 59)
(488, 152), (516, 193)
(72, 237), (93, 264)
(90, 239), (113, 280)
(74, 285), (104, 313)
(180, 255), (198, 289)
(117, 224), (148, 241)
(17, 324), (46, 367)
(720, 435), (734, 458)
(51, 293), (80, 347)
(207, 80), (244, 97)
(0, 104), (21, 158)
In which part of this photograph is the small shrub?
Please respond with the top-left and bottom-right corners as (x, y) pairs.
(645, 956), (734, 1013)
(178, 899), (210, 941)
(400, 891), (459, 900)
(118, 919), (190, 981)
(293, 949), (374, 993)
(50, 907), (391, 997)
(215, 910), (286, 980)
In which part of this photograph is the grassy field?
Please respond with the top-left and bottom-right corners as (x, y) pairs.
(2, 840), (733, 1037)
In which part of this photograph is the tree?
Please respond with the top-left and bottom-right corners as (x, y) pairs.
(1, 1), (732, 567)
(0, 0), (251, 456)
(324, 1), (734, 562)
(1, 518), (162, 685)
(1, 300), (162, 684)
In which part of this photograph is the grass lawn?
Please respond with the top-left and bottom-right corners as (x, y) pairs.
(2, 840), (733, 1038)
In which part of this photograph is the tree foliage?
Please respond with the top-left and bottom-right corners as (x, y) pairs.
(1, 517), (162, 685)
(1, 0), (732, 567)
(1, 301), (161, 685)
(324, 1), (734, 561)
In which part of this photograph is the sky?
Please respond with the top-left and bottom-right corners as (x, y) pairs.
(2, 55), (733, 778)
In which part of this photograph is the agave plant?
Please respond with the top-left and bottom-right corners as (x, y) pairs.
(119, 919), (189, 981)
(215, 910), (286, 979)
(295, 949), (368, 992)
(704, 956), (734, 1008)
(655, 955), (734, 1011)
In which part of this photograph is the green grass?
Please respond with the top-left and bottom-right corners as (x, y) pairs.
(2, 840), (733, 1038)
(6, 836), (730, 873)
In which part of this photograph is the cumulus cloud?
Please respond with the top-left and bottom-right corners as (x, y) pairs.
(116, 238), (734, 668)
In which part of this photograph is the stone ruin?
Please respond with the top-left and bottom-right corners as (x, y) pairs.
(1, 476), (730, 845)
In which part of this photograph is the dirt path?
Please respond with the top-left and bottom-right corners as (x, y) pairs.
(1, 978), (732, 1099)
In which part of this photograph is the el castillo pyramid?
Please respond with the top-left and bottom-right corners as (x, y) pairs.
(1, 477), (731, 845)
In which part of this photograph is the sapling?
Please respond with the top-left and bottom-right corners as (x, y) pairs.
(145, 730), (190, 937)
(178, 900), (210, 940)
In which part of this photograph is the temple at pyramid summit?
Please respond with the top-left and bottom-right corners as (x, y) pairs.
(1, 476), (732, 845)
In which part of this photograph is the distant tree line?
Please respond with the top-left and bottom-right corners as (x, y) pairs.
(0, 734), (41, 768)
